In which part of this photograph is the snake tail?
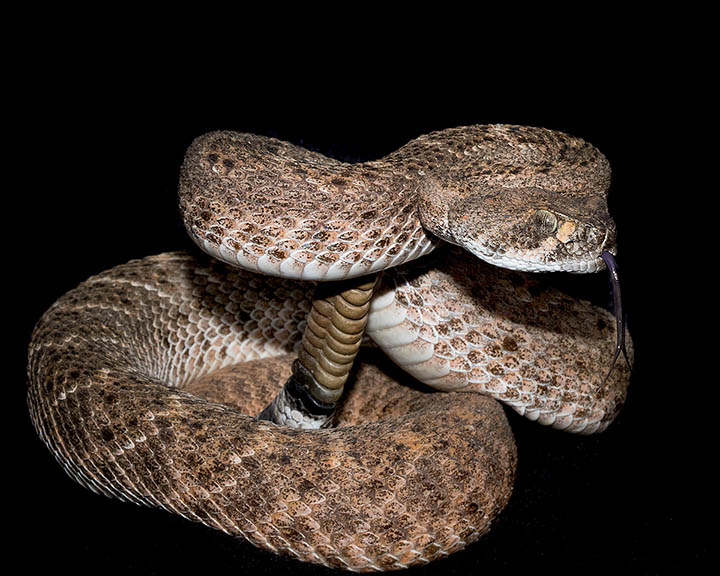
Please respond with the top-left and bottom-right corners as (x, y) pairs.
(258, 273), (381, 428)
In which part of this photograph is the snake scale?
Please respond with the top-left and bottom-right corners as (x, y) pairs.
(27, 125), (632, 571)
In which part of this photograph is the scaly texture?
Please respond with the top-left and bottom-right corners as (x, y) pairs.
(178, 132), (438, 280)
(178, 124), (614, 278)
(28, 125), (633, 571)
(367, 248), (631, 434)
(27, 253), (516, 571)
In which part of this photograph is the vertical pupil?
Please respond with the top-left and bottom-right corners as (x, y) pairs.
(535, 210), (557, 233)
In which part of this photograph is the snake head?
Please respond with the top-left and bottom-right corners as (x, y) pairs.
(416, 165), (616, 273)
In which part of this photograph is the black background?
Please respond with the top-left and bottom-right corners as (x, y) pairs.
(11, 42), (703, 575)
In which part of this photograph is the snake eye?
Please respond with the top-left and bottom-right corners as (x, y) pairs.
(533, 209), (558, 235)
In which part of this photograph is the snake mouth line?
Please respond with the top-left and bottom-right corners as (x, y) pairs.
(471, 247), (607, 273)
(468, 225), (616, 274)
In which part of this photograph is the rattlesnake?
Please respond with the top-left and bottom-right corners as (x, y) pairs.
(27, 125), (632, 571)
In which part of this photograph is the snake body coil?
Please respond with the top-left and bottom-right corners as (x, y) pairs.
(27, 125), (632, 571)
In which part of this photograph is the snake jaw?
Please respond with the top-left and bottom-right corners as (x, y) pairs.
(462, 238), (611, 273)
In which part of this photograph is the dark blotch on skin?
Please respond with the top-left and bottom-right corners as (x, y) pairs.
(502, 336), (518, 351)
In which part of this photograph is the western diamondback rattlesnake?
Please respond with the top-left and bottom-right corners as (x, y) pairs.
(28, 125), (632, 571)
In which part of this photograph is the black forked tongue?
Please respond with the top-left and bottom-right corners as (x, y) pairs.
(599, 251), (632, 391)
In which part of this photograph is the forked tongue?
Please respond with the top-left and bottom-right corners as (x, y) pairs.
(599, 251), (632, 390)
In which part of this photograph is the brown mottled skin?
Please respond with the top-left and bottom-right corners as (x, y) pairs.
(368, 247), (631, 433)
(28, 125), (632, 570)
(180, 125), (614, 277)
(28, 254), (516, 571)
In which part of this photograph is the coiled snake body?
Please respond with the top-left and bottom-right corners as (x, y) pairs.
(27, 125), (632, 571)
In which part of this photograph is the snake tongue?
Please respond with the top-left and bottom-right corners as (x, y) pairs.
(599, 251), (632, 390)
